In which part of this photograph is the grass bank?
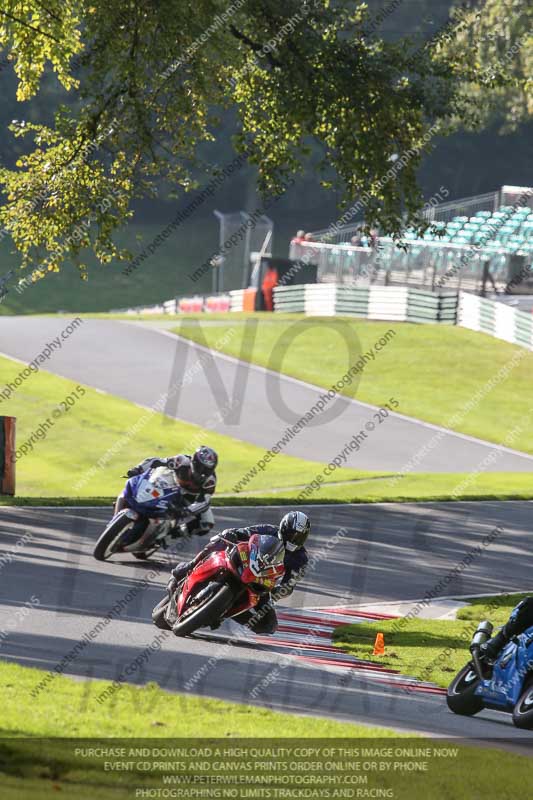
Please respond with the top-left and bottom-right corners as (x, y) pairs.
(1, 660), (533, 799)
(333, 593), (530, 688)
(0, 354), (372, 497)
(2, 342), (533, 503)
(2, 475), (533, 507)
(0, 222), (216, 315)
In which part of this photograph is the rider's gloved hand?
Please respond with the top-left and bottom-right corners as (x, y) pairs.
(271, 585), (291, 603)
(216, 528), (237, 542)
(126, 466), (142, 478)
(169, 494), (187, 511)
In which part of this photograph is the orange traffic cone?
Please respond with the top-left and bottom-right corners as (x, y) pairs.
(373, 632), (385, 656)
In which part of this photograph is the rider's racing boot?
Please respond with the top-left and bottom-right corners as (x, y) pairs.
(166, 561), (193, 597)
(480, 629), (509, 662)
(170, 560), (194, 585)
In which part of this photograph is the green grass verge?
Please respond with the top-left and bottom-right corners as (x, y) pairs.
(2, 660), (533, 799)
(3, 468), (533, 507)
(0, 660), (390, 738)
(0, 659), (390, 800)
(333, 593), (531, 689)
(3, 475), (533, 507)
(172, 316), (533, 454)
(0, 354), (374, 497)
(222, 471), (533, 503)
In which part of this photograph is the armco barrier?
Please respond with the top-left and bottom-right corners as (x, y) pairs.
(123, 287), (532, 354)
(335, 285), (370, 316)
(407, 289), (458, 324)
(273, 284), (459, 324)
(367, 286), (409, 321)
(163, 299), (177, 314)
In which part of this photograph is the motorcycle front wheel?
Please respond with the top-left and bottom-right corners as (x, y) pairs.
(446, 664), (484, 716)
(152, 596), (172, 630)
(93, 515), (134, 561)
(512, 677), (533, 729)
(171, 583), (234, 637)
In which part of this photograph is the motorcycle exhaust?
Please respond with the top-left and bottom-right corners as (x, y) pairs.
(469, 620), (494, 678)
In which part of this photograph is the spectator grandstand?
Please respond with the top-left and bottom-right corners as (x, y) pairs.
(290, 185), (532, 294)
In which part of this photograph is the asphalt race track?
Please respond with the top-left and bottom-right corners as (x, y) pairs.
(2, 501), (533, 748)
(1, 316), (532, 473)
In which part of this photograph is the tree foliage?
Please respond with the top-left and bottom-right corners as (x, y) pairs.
(0, 0), (529, 280)
(445, 0), (532, 131)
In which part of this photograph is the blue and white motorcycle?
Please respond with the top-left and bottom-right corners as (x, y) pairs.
(447, 620), (533, 729)
(93, 466), (211, 562)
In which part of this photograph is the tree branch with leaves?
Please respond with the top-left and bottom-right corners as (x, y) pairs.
(0, 0), (529, 283)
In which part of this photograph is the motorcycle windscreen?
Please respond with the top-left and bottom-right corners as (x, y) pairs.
(247, 534), (285, 587)
(135, 467), (179, 504)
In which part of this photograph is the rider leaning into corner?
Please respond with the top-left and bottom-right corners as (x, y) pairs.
(481, 598), (533, 661)
(114, 445), (218, 537)
(168, 511), (311, 635)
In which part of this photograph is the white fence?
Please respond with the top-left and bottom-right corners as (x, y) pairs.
(289, 238), (513, 293)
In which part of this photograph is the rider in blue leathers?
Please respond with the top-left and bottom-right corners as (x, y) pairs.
(482, 598), (533, 660)
(114, 446), (218, 536)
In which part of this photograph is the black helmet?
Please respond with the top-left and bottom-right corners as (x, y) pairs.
(279, 511), (310, 552)
(191, 446), (218, 482)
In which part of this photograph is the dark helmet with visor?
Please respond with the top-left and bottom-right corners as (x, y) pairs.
(279, 511), (310, 552)
(191, 446), (218, 482)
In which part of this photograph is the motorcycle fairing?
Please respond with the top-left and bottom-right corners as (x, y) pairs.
(175, 544), (272, 621)
(239, 540), (285, 590)
(125, 467), (183, 517)
(177, 551), (229, 617)
(475, 628), (533, 707)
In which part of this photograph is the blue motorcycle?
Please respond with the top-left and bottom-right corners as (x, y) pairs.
(93, 466), (210, 561)
(447, 620), (533, 729)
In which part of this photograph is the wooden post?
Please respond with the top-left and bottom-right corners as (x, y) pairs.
(0, 416), (16, 495)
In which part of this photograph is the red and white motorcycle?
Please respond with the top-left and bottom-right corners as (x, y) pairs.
(152, 533), (285, 636)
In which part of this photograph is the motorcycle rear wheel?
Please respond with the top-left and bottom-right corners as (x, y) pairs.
(93, 515), (134, 561)
(513, 677), (533, 729)
(172, 583), (234, 637)
(446, 664), (484, 716)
